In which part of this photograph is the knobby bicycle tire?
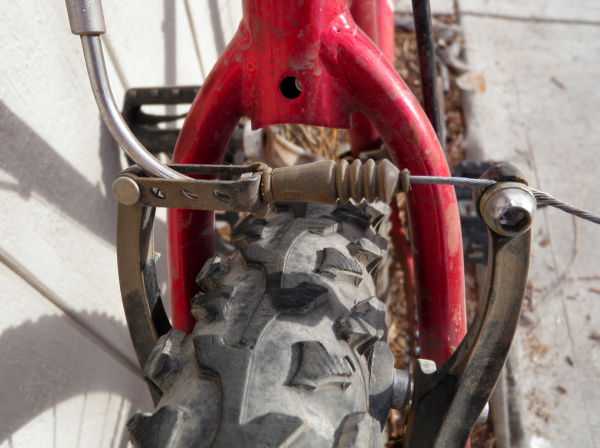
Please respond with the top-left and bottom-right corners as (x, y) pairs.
(128, 201), (395, 448)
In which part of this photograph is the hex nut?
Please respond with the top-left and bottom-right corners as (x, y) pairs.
(479, 182), (536, 237)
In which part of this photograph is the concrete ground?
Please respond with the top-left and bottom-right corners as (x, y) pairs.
(455, 0), (600, 446)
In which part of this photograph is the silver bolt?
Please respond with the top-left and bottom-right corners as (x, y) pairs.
(112, 177), (141, 205)
(480, 182), (536, 237)
(391, 369), (413, 413)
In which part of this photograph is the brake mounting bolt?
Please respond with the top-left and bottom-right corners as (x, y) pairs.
(112, 177), (141, 206)
(480, 183), (536, 237)
(473, 162), (536, 237)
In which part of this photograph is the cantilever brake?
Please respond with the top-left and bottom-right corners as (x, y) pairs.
(114, 160), (534, 434)
(402, 163), (534, 447)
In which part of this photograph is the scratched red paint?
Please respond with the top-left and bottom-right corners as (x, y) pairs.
(168, 0), (466, 370)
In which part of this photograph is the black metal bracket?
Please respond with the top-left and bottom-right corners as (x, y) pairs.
(122, 86), (244, 159)
(122, 86), (199, 156)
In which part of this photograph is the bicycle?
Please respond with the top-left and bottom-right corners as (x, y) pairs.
(66, 0), (540, 446)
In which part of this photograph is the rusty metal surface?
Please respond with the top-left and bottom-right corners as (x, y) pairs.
(134, 174), (262, 213)
(122, 163), (265, 177)
(115, 163), (267, 214)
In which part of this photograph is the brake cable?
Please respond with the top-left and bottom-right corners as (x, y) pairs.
(112, 159), (600, 229)
(407, 173), (600, 226)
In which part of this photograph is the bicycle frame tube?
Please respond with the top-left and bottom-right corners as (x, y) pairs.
(348, 0), (380, 155)
(168, 0), (466, 368)
(376, 0), (395, 64)
(346, 0), (396, 156)
(167, 42), (243, 332)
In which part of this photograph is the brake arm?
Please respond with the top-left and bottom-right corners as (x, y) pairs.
(402, 163), (534, 448)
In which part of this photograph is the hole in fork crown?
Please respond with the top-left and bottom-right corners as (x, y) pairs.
(280, 76), (303, 100)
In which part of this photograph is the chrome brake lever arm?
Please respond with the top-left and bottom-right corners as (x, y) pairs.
(65, 0), (186, 179)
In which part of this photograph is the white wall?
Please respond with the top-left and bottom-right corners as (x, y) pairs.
(0, 1), (240, 446)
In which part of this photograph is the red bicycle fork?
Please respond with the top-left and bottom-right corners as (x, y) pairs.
(348, 0), (395, 154)
(167, 0), (466, 369)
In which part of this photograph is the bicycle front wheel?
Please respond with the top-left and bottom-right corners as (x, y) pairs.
(128, 201), (394, 448)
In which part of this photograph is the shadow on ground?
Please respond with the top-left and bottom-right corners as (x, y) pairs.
(0, 99), (172, 311)
(0, 100), (119, 245)
(0, 311), (154, 447)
